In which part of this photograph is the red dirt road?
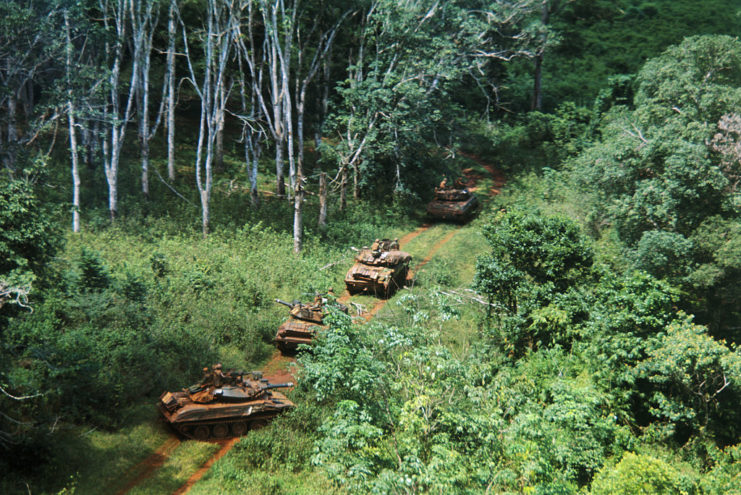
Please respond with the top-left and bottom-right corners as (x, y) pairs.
(121, 153), (503, 495)
(114, 436), (181, 495)
(172, 437), (240, 495)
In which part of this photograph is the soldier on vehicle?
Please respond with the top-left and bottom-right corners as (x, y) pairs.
(213, 363), (225, 387)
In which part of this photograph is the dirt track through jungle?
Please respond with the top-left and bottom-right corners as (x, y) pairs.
(118, 154), (503, 495)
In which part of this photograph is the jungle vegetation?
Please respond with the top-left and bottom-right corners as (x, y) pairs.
(1, 0), (740, 493)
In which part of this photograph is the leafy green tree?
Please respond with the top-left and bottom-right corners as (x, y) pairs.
(325, 0), (543, 201)
(572, 35), (741, 339)
(687, 216), (741, 341)
(0, 170), (62, 288)
(699, 444), (741, 495)
(590, 452), (698, 495)
(474, 209), (594, 353)
(582, 270), (678, 415)
(637, 318), (741, 443)
(576, 35), (741, 242)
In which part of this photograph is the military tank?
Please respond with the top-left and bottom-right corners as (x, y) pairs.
(345, 239), (412, 297)
(426, 178), (479, 222)
(273, 291), (348, 353)
(158, 365), (294, 440)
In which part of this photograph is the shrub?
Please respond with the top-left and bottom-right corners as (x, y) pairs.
(590, 452), (697, 495)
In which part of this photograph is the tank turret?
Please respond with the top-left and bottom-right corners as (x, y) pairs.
(158, 367), (294, 440)
(426, 178), (479, 222)
(344, 239), (411, 297)
(273, 291), (348, 353)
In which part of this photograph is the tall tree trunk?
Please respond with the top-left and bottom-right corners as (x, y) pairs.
(131, 0), (158, 198)
(200, 189), (210, 237)
(248, 135), (261, 206)
(235, 2), (263, 207)
(269, 26), (285, 197)
(296, 87), (305, 185)
(353, 161), (359, 199)
(284, 84), (295, 200)
(293, 174), (303, 253)
(318, 171), (327, 230)
(89, 118), (100, 169)
(65, 11), (81, 233)
(166, 0), (177, 180)
(340, 164), (347, 211)
(81, 120), (91, 166)
(215, 77), (225, 172)
(69, 113), (81, 230)
(315, 52), (331, 150)
(183, 0), (233, 236)
(106, 165), (118, 221)
(275, 142), (285, 196)
(100, 0), (138, 221)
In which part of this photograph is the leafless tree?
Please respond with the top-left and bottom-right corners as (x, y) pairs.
(130, 0), (163, 197)
(181, 0), (237, 236)
(166, 0), (178, 180)
(99, 0), (139, 221)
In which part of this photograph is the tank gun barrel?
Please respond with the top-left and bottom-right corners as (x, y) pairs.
(275, 298), (295, 308)
(262, 382), (294, 390)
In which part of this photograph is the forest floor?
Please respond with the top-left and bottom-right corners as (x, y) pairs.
(109, 153), (503, 495)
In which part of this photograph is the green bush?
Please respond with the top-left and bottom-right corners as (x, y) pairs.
(590, 452), (697, 495)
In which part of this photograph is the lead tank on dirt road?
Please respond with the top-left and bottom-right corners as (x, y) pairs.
(273, 291), (348, 353)
(426, 178), (479, 222)
(158, 365), (294, 440)
(345, 239), (412, 297)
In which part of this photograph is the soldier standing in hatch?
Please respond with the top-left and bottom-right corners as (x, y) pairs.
(213, 363), (225, 387)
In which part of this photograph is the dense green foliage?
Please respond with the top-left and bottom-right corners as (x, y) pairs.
(1, 0), (740, 493)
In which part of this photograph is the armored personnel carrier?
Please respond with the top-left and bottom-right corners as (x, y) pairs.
(273, 292), (348, 352)
(345, 239), (411, 297)
(158, 365), (294, 440)
(426, 178), (479, 222)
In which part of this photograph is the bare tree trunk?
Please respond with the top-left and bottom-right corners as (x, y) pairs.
(140, 113), (150, 197)
(201, 189), (210, 237)
(260, 0), (296, 198)
(70, 115), (81, 230)
(215, 77), (225, 172)
(353, 161), (359, 199)
(166, 0), (177, 180)
(318, 171), (327, 230)
(81, 120), (91, 166)
(131, 0), (160, 198)
(182, 0), (234, 237)
(100, 0), (139, 221)
(284, 83), (295, 199)
(315, 51), (331, 150)
(297, 89), (306, 171)
(92, 119), (101, 168)
(293, 174), (303, 253)
(340, 165), (347, 211)
(65, 11), (81, 233)
(248, 135), (261, 205)
(269, 26), (285, 197)
(235, 1), (264, 207)
(275, 142), (285, 195)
